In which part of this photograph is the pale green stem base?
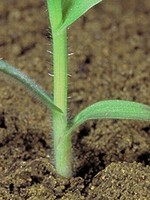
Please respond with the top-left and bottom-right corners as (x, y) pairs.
(53, 113), (72, 178)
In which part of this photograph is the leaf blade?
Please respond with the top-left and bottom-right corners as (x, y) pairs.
(0, 60), (62, 113)
(61, 0), (103, 30)
(68, 100), (150, 133)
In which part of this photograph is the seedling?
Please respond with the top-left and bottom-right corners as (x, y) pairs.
(0, 0), (150, 178)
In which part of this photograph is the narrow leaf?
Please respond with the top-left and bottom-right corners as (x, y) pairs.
(61, 0), (103, 30)
(0, 60), (62, 113)
(68, 100), (150, 133)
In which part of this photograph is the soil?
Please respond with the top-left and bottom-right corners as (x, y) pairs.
(0, 0), (150, 199)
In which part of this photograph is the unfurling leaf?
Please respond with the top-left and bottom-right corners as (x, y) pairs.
(61, 0), (103, 30)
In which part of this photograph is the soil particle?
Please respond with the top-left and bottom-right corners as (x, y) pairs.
(87, 162), (150, 200)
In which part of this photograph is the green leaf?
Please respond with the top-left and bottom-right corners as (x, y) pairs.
(0, 60), (62, 113)
(61, 0), (103, 30)
(68, 100), (150, 133)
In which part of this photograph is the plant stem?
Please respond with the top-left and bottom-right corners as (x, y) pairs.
(53, 30), (68, 114)
(52, 112), (72, 178)
(47, 0), (72, 178)
(52, 30), (72, 178)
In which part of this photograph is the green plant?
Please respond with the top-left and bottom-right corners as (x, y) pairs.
(0, 0), (150, 178)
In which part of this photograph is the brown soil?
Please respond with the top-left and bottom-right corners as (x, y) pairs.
(0, 0), (150, 199)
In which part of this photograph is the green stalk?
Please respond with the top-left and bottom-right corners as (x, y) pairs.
(52, 30), (72, 177)
(47, 0), (72, 178)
